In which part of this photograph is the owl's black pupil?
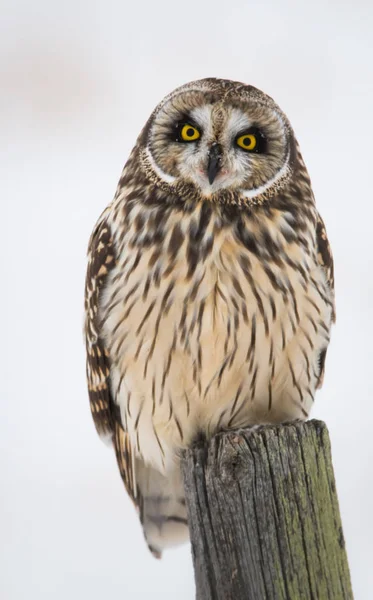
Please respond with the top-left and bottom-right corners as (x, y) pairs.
(244, 138), (251, 146)
(186, 128), (195, 137)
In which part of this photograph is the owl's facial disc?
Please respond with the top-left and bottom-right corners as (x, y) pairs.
(147, 85), (291, 202)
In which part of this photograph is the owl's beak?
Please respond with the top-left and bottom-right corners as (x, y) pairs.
(207, 143), (223, 184)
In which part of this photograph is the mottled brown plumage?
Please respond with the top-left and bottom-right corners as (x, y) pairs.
(84, 78), (335, 556)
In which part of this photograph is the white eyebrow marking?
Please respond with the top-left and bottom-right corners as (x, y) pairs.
(189, 105), (213, 131)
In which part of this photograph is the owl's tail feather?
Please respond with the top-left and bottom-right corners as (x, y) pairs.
(135, 459), (189, 558)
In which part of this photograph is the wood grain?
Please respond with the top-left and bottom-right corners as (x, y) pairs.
(182, 420), (353, 600)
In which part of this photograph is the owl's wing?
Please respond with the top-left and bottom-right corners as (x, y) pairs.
(315, 212), (336, 388)
(316, 212), (336, 323)
(85, 212), (188, 558)
(85, 212), (136, 502)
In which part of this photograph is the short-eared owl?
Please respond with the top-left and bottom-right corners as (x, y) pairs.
(85, 78), (335, 557)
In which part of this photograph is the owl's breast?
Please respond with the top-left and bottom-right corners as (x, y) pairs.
(101, 207), (333, 471)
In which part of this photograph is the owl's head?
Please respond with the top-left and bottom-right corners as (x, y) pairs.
(139, 78), (297, 206)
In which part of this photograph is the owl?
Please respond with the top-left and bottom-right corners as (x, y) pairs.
(85, 78), (335, 558)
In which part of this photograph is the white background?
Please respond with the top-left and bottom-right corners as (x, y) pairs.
(1, 1), (372, 598)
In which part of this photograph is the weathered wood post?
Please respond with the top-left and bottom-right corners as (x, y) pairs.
(181, 420), (353, 600)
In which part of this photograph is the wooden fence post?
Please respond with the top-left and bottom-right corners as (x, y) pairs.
(181, 420), (353, 600)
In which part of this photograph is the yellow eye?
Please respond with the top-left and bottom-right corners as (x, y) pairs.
(180, 123), (201, 142)
(236, 133), (257, 151)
